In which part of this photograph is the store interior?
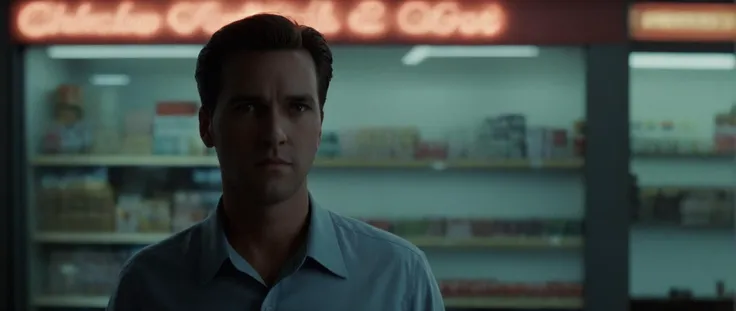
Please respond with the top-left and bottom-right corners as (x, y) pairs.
(17, 43), (735, 310)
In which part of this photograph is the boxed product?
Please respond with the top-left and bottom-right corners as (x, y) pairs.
(120, 109), (155, 154)
(317, 131), (340, 158)
(124, 109), (154, 135)
(438, 279), (583, 298)
(46, 249), (128, 296)
(542, 220), (573, 237)
(414, 141), (448, 160)
(37, 176), (116, 232)
(444, 219), (473, 238)
(714, 111), (736, 154)
(363, 219), (393, 232)
(120, 135), (154, 155)
(91, 129), (121, 154)
(41, 89), (92, 154)
(172, 191), (211, 232)
(342, 127), (420, 160)
(138, 199), (172, 232)
(679, 190), (715, 227)
(445, 129), (473, 159)
(392, 219), (445, 237)
(116, 195), (172, 233)
(153, 101), (201, 155)
(526, 127), (569, 160)
(474, 114), (527, 159)
(116, 195), (142, 233)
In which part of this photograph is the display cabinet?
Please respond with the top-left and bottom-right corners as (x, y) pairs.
(26, 43), (590, 311)
(2, 1), (631, 311)
(628, 1), (736, 301)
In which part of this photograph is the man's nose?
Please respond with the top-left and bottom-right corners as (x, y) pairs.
(260, 110), (287, 146)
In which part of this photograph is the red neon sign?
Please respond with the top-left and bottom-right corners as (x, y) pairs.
(630, 3), (736, 42)
(13, 1), (507, 44)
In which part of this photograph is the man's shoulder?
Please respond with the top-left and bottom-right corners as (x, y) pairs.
(119, 225), (201, 278)
(328, 211), (424, 262)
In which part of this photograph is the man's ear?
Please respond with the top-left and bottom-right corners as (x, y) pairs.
(199, 107), (215, 148)
(318, 109), (323, 147)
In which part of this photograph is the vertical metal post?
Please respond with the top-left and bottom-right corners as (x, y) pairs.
(584, 43), (631, 311)
(0, 0), (11, 305)
(0, 0), (28, 310)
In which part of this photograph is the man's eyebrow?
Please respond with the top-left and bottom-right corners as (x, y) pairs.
(284, 95), (315, 103)
(227, 95), (262, 103)
(226, 95), (315, 104)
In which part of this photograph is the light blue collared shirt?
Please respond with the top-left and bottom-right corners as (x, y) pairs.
(107, 198), (445, 311)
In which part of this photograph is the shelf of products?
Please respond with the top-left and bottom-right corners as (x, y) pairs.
(33, 279), (582, 309)
(408, 236), (581, 248)
(33, 232), (170, 244)
(633, 187), (735, 229)
(35, 220), (582, 305)
(40, 85), (586, 169)
(631, 106), (736, 156)
(33, 295), (109, 308)
(32, 295), (583, 309)
(28, 78), (587, 309)
(33, 232), (582, 249)
(40, 248), (582, 306)
(34, 164), (583, 244)
(34, 217), (583, 248)
(634, 152), (736, 159)
(444, 297), (582, 309)
(31, 155), (583, 170)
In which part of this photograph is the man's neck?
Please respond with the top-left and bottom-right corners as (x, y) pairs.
(220, 185), (311, 284)
(222, 186), (310, 250)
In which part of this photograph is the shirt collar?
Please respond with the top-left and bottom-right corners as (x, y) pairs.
(197, 195), (348, 283)
(305, 199), (348, 278)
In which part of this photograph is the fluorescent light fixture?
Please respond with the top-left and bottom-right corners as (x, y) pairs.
(629, 52), (735, 70)
(47, 45), (202, 59)
(90, 74), (130, 86)
(402, 45), (540, 66)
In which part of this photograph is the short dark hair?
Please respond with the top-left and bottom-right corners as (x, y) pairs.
(195, 14), (334, 112)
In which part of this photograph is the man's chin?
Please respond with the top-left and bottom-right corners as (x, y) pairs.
(247, 182), (299, 205)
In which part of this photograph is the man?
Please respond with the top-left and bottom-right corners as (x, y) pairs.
(107, 14), (445, 311)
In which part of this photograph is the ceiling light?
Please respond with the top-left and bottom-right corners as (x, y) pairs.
(90, 74), (130, 86)
(47, 45), (202, 59)
(402, 45), (540, 66)
(629, 52), (735, 70)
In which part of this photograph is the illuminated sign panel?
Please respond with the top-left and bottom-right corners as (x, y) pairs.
(11, 0), (627, 45)
(630, 3), (736, 42)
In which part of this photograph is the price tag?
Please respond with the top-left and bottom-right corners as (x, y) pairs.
(431, 161), (447, 171)
(549, 236), (563, 246)
(529, 157), (543, 169)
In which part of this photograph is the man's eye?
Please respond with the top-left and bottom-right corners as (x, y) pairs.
(236, 103), (256, 111)
(291, 103), (310, 112)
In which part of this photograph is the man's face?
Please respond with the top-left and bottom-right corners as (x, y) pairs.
(200, 50), (322, 205)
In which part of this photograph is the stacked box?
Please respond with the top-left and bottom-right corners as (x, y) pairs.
(120, 109), (155, 155)
(474, 114), (527, 159)
(153, 102), (201, 155)
(714, 113), (736, 154)
(46, 249), (129, 296)
(341, 127), (419, 160)
(41, 85), (92, 154)
(38, 181), (116, 232)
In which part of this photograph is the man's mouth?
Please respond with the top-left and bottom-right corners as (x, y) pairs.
(256, 158), (292, 166)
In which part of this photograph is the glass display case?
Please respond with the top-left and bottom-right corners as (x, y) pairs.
(629, 3), (736, 300)
(24, 44), (587, 310)
(629, 47), (736, 298)
(4, 0), (634, 311)
(627, 1), (736, 308)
